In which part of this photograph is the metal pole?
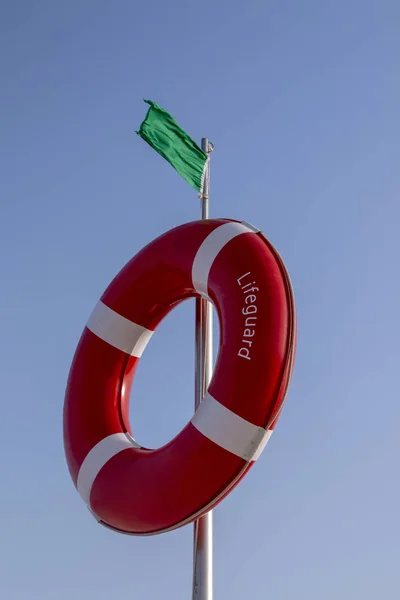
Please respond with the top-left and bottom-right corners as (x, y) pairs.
(192, 138), (213, 600)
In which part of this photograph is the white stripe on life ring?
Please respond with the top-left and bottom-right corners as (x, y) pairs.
(77, 397), (272, 506)
(191, 393), (272, 462)
(192, 221), (259, 297)
(77, 433), (140, 505)
(86, 301), (153, 357)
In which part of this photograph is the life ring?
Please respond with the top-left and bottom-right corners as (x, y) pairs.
(63, 218), (296, 535)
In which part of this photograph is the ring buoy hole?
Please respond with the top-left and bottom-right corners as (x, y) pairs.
(128, 297), (220, 449)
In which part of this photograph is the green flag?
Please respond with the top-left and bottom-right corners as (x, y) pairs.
(136, 100), (208, 192)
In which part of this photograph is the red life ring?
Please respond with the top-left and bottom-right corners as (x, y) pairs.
(63, 218), (296, 535)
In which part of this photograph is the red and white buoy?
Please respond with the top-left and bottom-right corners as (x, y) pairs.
(63, 218), (296, 535)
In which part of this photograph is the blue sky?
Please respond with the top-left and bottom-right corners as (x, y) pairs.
(1, 1), (399, 598)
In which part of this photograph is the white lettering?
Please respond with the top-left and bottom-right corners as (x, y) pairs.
(237, 272), (251, 286)
(245, 294), (256, 304)
(238, 347), (251, 360)
(237, 271), (260, 361)
(242, 304), (257, 315)
(244, 328), (255, 337)
(245, 316), (257, 327)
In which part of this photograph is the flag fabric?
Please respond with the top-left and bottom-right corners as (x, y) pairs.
(136, 100), (208, 192)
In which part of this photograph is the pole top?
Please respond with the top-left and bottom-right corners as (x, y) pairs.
(201, 138), (215, 155)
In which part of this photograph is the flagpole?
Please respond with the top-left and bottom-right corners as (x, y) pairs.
(192, 138), (213, 600)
